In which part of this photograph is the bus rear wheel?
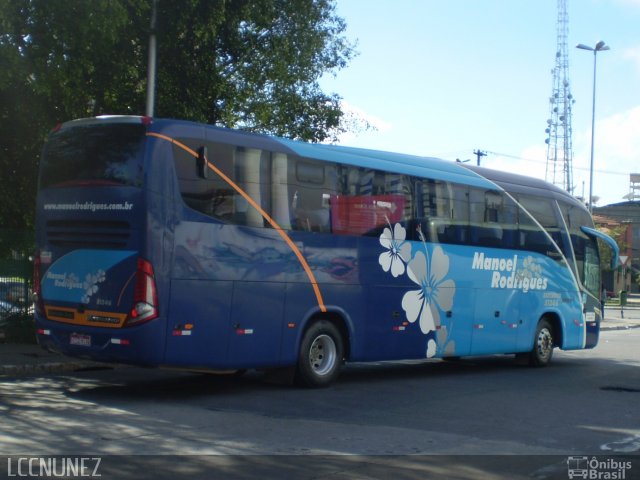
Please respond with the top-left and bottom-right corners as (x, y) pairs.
(525, 318), (555, 367)
(295, 320), (344, 388)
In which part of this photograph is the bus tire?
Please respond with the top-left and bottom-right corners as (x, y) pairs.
(295, 320), (344, 388)
(527, 318), (555, 367)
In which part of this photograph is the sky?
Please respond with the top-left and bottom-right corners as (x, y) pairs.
(320, 0), (640, 207)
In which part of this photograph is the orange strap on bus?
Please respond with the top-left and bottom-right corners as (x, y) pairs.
(147, 132), (327, 313)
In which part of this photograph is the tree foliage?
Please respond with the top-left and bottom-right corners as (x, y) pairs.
(0, 0), (357, 229)
(598, 224), (627, 273)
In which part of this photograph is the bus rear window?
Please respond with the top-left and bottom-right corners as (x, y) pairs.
(40, 123), (145, 189)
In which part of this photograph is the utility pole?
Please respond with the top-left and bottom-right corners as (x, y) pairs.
(473, 149), (486, 166)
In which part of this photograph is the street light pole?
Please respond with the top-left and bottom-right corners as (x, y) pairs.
(576, 41), (609, 213)
(146, 0), (158, 117)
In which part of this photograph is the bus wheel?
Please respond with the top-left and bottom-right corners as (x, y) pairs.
(527, 318), (555, 367)
(295, 320), (343, 388)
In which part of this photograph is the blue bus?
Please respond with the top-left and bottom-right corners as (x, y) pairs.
(34, 116), (618, 386)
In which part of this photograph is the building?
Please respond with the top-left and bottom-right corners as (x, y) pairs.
(593, 201), (640, 293)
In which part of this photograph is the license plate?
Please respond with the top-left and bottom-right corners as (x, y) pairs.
(70, 333), (91, 347)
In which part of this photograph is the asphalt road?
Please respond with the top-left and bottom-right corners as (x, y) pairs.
(0, 329), (638, 479)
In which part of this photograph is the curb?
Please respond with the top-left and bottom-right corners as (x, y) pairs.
(0, 360), (107, 377)
(601, 324), (640, 331)
(1, 322), (639, 378)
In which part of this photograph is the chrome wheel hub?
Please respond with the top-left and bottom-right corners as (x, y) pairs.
(309, 334), (337, 376)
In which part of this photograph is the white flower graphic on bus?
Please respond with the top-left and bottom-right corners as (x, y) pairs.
(379, 223), (456, 358)
(378, 223), (411, 277)
(402, 246), (455, 336)
(81, 269), (106, 304)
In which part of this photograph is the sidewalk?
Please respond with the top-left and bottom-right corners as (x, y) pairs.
(0, 342), (106, 377)
(601, 309), (640, 330)
(602, 292), (640, 331)
(1, 296), (639, 378)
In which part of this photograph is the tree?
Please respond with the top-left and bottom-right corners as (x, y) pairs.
(597, 224), (627, 273)
(155, 0), (356, 142)
(0, 0), (358, 229)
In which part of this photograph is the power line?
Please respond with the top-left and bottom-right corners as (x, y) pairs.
(484, 150), (633, 177)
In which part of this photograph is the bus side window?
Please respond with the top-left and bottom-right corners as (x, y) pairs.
(499, 193), (518, 249)
(447, 184), (469, 245)
(289, 158), (336, 233)
(469, 189), (503, 248)
(174, 140), (274, 227)
(559, 201), (597, 290)
(518, 194), (564, 261)
(518, 205), (555, 256)
(233, 147), (272, 228)
(271, 152), (292, 230)
(330, 167), (412, 237)
(412, 181), (470, 246)
(174, 138), (220, 217)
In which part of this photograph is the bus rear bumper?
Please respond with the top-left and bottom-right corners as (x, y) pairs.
(35, 316), (164, 366)
(585, 321), (600, 349)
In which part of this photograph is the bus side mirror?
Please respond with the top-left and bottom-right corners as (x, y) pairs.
(197, 146), (209, 179)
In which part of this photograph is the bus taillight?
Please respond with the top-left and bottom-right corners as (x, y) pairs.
(126, 258), (158, 326)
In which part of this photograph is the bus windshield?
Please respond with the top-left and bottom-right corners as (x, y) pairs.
(40, 123), (146, 189)
(582, 236), (601, 297)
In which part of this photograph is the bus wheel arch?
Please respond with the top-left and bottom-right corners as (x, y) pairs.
(517, 314), (560, 367)
(294, 313), (349, 388)
(543, 312), (563, 348)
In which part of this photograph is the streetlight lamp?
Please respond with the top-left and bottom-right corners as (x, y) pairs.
(576, 40), (610, 213)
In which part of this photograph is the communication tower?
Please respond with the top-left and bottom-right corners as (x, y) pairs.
(544, 0), (575, 194)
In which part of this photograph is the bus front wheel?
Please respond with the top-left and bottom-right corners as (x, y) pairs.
(295, 320), (344, 388)
(523, 318), (555, 367)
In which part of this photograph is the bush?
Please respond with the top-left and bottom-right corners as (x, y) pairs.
(0, 313), (36, 344)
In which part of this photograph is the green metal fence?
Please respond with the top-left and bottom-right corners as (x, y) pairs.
(0, 229), (34, 340)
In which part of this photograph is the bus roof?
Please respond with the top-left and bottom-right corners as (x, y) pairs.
(148, 117), (498, 190)
(61, 116), (575, 199)
(463, 164), (585, 207)
(277, 140), (498, 190)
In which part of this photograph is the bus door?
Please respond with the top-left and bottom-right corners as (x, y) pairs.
(468, 190), (521, 354)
